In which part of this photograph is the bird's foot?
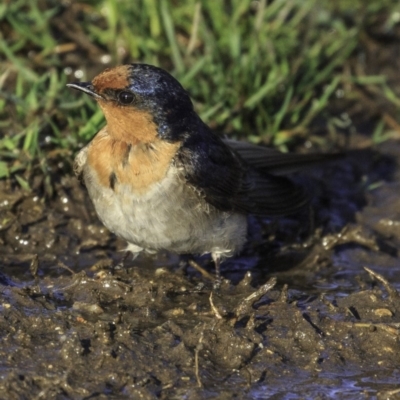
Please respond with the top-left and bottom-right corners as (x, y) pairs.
(113, 251), (132, 270)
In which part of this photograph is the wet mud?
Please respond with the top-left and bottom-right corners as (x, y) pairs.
(1, 140), (400, 399)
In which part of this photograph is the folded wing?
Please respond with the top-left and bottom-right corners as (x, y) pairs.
(223, 138), (342, 175)
(177, 132), (311, 217)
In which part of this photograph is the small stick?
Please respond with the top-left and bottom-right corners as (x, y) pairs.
(278, 284), (289, 303)
(209, 291), (223, 319)
(194, 329), (204, 388)
(364, 267), (398, 300)
(234, 277), (277, 317)
(188, 260), (214, 281)
(57, 261), (75, 275)
(382, 388), (400, 397)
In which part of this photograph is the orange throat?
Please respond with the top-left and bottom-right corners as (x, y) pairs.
(98, 101), (160, 144)
(87, 127), (180, 195)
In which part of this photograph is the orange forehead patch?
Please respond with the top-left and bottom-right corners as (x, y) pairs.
(92, 65), (131, 92)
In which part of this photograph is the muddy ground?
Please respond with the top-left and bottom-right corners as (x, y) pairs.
(0, 137), (400, 399)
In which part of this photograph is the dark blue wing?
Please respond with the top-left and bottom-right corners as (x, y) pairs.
(176, 128), (309, 217)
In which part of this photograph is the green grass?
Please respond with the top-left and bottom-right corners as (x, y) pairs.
(1, 0), (400, 187)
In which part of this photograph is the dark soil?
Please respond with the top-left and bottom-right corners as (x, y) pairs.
(1, 139), (400, 399)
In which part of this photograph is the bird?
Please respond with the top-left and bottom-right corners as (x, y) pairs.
(67, 63), (339, 282)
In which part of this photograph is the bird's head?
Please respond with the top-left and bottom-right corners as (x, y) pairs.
(67, 64), (197, 144)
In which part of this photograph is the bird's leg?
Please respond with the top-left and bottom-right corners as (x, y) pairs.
(113, 243), (143, 271)
(114, 251), (132, 270)
(211, 253), (222, 289)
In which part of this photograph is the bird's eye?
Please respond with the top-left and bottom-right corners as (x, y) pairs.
(118, 91), (135, 105)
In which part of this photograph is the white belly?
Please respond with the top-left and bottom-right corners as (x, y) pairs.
(82, 161), (247, 258)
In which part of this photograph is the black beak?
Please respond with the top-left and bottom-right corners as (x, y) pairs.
(66, 82), (103, 100)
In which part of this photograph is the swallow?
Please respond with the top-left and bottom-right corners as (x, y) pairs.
(67, 63), (339, 280)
